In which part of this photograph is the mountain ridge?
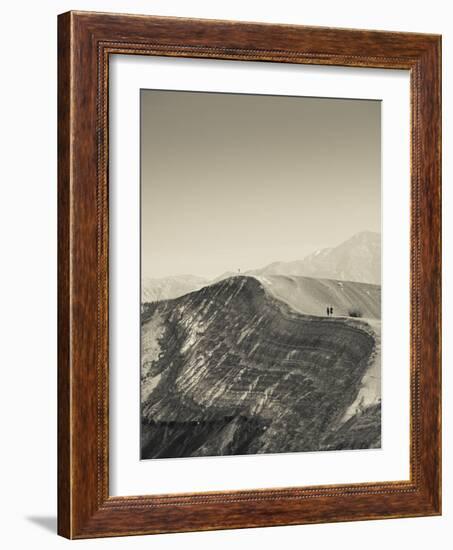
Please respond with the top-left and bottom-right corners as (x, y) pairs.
(142, 231), (381, 302)
(141, 275), (381, 458)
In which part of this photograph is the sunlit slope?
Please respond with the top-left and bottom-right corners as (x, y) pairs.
(141, 276), (380, 459)
(255, 275), (380, 320)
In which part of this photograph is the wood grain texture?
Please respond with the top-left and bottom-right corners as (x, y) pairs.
(57, 10), (442, 539)
(57, 11), (72, 538)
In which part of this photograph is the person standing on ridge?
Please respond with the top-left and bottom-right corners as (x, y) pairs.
(330, 306), (334, 316)
(326, 306), (330, 316)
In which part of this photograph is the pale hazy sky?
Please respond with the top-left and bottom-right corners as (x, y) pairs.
(141, 90), (381, 280)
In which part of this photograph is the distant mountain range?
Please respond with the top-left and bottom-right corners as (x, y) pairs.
(142, 274), (208, 303)
(142, 231), (381, 303)
(253, 231), (381, 284)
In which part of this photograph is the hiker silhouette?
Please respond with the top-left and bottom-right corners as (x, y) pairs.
(326, 306), (330, 316)
(330, 306), (334, 316)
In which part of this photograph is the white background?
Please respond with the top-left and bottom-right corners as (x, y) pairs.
(0, 1), (450, 548)
(110, 57), (410, 495)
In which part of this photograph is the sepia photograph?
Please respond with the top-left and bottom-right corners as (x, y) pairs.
(140, 89), (382, 460)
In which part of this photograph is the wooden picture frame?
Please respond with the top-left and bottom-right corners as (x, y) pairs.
(58, 10), (441, 539)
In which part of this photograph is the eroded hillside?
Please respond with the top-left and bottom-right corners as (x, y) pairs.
(141, 276), (380, 459)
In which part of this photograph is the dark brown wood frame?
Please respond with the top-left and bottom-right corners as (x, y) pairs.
(58, 10), (441, 539)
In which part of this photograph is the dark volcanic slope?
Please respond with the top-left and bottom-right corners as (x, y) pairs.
(141, 276), (380, 459)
